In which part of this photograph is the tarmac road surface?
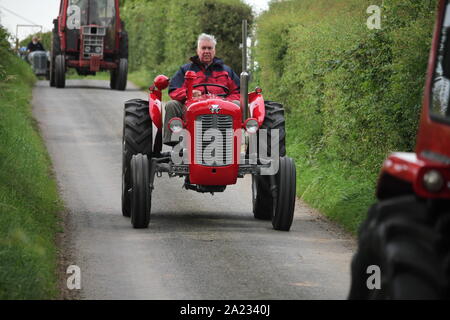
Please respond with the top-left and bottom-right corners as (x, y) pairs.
(32, 80), (355, 300)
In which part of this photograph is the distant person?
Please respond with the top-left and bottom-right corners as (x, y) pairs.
(27, 36), (45, 52)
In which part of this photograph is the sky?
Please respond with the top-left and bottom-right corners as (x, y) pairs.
(0, 0), (270, 42)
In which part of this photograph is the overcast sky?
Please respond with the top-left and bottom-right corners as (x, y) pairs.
(0, 0), (269, 41)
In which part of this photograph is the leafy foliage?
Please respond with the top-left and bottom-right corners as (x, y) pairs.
(121, 0), (252, 83)
(0, 29), (61, 299)
(254, 0), (438, 232)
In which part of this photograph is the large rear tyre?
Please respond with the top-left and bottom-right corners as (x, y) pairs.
(122, 99), (153, 217)
(55, 54), (65, 88)
(115, 58), (128, 91)
(272, 156), (296, 231)
(252, 101), (286, 220)
(348, 196), (447, 299)
(130, 154), (151, 228)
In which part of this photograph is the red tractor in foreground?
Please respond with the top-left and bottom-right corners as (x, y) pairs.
(50, 0), (128, 90)
(349, 0), (450, 299)
(121, 21), (297, 231)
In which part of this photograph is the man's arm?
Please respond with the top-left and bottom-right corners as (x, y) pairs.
(226, 68), (241, 101)
(168, 67), (187, 102)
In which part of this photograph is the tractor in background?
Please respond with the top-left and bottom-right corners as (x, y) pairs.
(50, 0), (128, 89)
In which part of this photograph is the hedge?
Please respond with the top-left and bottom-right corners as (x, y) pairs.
(253, 0), (437, 232)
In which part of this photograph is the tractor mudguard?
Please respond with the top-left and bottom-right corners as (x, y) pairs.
(149, 93), (163, 129)
(148, 75), (170, 129)
(377, 152), (450, 200)
(248, 91), (265, 126)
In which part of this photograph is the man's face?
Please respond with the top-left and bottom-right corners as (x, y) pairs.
(197, 40), (215, 65)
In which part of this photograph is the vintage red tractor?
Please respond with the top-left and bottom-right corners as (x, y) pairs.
(121, 22), (297, 231)
(50, 0), (128, 89)
(349, 0), (450, 299)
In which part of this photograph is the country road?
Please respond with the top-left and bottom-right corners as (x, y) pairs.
(32, 79), (355, 300)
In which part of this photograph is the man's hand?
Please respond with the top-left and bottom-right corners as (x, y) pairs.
(192, 89), (202, 97)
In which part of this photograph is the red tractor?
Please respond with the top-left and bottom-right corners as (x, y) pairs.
(121, 21), (297, 231)
(50, 0), (128, 90)
(349, 0), (450, 299)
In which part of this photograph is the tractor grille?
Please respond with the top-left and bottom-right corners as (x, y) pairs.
(33, 53), (47, 70)
(82, 26), (105, 59)
(195, 114), (233, 166)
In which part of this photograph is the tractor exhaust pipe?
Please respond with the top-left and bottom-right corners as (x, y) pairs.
(240, 20), (249, 123)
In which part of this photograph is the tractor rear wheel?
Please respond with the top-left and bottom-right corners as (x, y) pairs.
(115, 58), (128, 91)
(348, 196), (447, 299)
(252, 101), (286, 220)
(55, 54), (65, 88)
(272, 156), (296, 231)
(130, 154), (151, 228)
(122, 99), (153, 217)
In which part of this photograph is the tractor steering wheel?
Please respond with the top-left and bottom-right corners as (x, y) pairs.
(193, 83), (230, 97)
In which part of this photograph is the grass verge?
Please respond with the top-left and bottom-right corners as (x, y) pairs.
(0, 52), (63, 299)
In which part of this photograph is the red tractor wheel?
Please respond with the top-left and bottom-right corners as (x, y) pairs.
(122, 99), (153, 217)
(49, 29), (60, 87)
(130, 154), (151, 228)
(115, 58), (128, 91)
(271, 156), (296, 231)
(55, 54), (65, 88)
(49, 57), (56, 87)
(110, 69), (117, 90)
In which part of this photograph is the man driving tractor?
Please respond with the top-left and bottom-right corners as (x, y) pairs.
(163, 33), (241, 146)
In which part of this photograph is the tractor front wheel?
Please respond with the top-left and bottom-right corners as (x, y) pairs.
(110, 69), (117, 90)
(130, 154), (151, 228)
(49, 57), (56, 87)
(272, 156), (296, 231)
(115, 58), (128, 91)
(55, 54), (65, 88)
(252, 174), (272, 220)
(122, 99), (153, 217)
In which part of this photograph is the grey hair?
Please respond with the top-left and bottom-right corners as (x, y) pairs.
(197, 33), (217, 48)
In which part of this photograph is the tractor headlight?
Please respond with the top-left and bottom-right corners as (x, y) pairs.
(168, 118), (183, 133)
(244, 118), (259, 134)
(85, 46), (91, 53)
(95, 46), (102, 54)
(423, 169), (445, 193)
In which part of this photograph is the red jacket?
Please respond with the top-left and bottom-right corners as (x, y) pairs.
(169, 56), (240, 102)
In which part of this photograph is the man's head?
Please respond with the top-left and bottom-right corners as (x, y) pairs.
(197, 33), (216, 65)
(32, 36), (38, 44)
